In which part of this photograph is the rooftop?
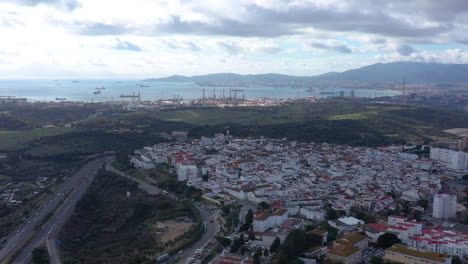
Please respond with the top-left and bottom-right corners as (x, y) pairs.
(308, 229), (328, 236)
(386, 244), (450, 263)
(327, 245), (361, 257)
(335, 233), (368, 246)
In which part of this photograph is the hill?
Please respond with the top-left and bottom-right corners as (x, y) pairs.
(143, 73), (311, 83)
(321, 62), (468, 82)
(144, 62), (468, 83)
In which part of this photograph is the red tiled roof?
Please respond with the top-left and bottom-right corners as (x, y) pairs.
(367, 223), (388, 231)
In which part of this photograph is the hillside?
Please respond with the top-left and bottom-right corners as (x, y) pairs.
(322, 62), (468, 82)
(144, 62), (468, 83)
(144, 73), (310, 83)
(75, 101), (468, 146)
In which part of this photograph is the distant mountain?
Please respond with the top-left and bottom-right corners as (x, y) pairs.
(321, 62), (468, 82)
(144, 62), (468, 83)
(143, 73), (310, 83)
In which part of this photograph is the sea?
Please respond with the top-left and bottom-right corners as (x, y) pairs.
(0, 80), (400, 102)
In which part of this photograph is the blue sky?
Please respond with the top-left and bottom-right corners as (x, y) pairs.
(0, 0), (467, 78)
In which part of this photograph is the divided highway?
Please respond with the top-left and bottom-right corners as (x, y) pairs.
(0, 156), (112, 264)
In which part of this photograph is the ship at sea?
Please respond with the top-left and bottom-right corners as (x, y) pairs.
(55, 97), (67, 101)
(93, 90), (101, 95)
(95, 86), (105, 90)
(319, 91), (335, 95)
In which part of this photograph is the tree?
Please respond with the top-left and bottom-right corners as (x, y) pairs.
(239, 223), (250, 232)
(259, 201), (270, 210)
(363, 215), (377, 224)
(417, 199), (428, 210)
(306, 232), (324, 245)
(270, 237), (281, 254)
(32, 247), (49, 264)
(202, 173), (209, 181)
(264, 248), (269, 257)
(370, 256), (384, 264)
(230, 234), (245, 253)
(6, 152), (19, 167)
(325, 209), (338, 220)
(452, 256), (462, 264)
(278, 229), (307, 260)
(245, 209), (254, 225)
(248, 232), (256, 241)
(377, 233), (401, 249)
(240, 246), (247, 255)
(253, 252), (260, 264)
(215, 235), (231, 247)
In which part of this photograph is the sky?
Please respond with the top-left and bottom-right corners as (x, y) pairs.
(0, 0), (468, 79)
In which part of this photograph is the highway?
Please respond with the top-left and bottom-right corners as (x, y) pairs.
(104, 164), (220, 264)
(0, 156), (112, 264)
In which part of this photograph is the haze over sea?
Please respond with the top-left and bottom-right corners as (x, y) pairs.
(0, 80), (400, 102)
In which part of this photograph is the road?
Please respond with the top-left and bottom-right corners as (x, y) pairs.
(0, 156), (112, 264)
(104, 164), (219, 264)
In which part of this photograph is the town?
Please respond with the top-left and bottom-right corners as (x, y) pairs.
(130, 133), (468, 264)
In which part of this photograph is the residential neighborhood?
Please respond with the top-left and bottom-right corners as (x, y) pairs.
(130, 133), (468, 263)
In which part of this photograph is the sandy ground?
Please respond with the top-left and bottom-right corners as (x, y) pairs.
(155, 217), (194, 243)
(443, 128), (468, 137)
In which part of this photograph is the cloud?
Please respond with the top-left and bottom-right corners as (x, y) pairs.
(255, 46), (281, 54)
(76, 22), (128, 35)
(166, 40), (201, 51)
(2, 0), (80, 11)
(397, 44), (414, 56)
(157, 15), (296, 37)
(306, 41), (352, 53)
(217, 41), (243, 55)
(375, 48), (468, 64)
(113, 39), (141, 52)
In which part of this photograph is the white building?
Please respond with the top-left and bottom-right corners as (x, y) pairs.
(433, 194), (457, 219)
(387, 216), (423, 243)
(300, 207), (325, 221)
(176, 164), (198, 181)
(253, 209), (288, 233)
(408, 228), (468, 258)
(130, 156), (155, 169)
(430, 147), (468, 170)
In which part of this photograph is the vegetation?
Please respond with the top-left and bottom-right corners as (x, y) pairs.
(0, 128), (73, 151)
(417, 199), (429, 210)
(271, 229), (308, 263)
(370, 256), (384, 264)
(452, 256), (462, 264)
(230, 233), (245, 253)
(377, 233), (401, 249)
(269, 237), (281, 254)
(59, 169), (199, 264)
(239, 209), (253, 232)
(32, 247), (50, 264)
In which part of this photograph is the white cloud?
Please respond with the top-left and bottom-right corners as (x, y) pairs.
(0, 0), (467, 78)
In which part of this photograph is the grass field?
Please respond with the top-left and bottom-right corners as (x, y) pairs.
(98, 102), (467, 146)
(0, 128), (74, 151)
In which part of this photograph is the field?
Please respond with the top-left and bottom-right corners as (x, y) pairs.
(0, 128), (73, 151)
